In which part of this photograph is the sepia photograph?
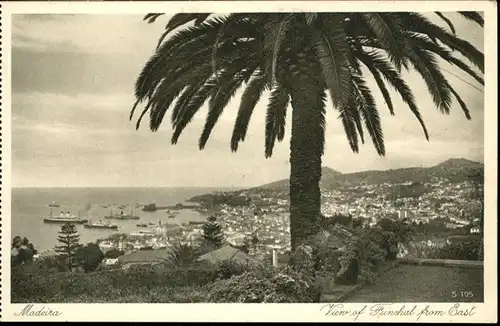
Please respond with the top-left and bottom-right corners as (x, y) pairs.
(1, 1), (497, 323)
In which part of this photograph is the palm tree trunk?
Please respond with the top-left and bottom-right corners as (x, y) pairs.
(288, 73), (325, 251)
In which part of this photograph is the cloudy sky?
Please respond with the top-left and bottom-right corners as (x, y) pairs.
(11, 13), (485, 188)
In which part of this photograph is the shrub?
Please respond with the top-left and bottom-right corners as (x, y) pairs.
(335, 247), (360, 285)
(11, 261), (220, 303)
(35, 255), (69, 272)
(206, 264), (320, 303)
(214, 260), (251, 280)
(427, 240), (481, 261)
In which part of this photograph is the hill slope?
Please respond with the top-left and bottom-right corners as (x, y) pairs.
(253, 158), (484, 192)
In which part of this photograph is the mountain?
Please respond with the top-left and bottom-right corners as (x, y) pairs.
(252, 158), (484, 192)
(253, 167), (342, 192)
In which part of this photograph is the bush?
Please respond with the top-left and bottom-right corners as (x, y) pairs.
(35, 255), (69, 272)
(206, 264), (320, 303)
(213, 260), (251, 280)
(404, 239), (482, 261)
(335, 247), (360, 285)
(11, 261), (220, 303)
(427, 240), (481, 261)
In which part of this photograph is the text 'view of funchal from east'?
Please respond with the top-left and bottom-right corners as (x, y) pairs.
(7, 7), (490, 309)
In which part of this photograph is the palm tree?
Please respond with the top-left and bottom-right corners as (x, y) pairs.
(166, 243), (200, 267)
(131, 12), (484, 251)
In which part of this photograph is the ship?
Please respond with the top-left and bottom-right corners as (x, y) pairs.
(84, 220), (119, 230)
(142, 203), (157, 212)
(43, 202), (88, 224)
(136, 223), (148, 228)
(104, 207), (140, 220)
(129, 229), (155, 237)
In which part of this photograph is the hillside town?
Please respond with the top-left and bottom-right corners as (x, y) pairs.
(69, 170), (483, 266)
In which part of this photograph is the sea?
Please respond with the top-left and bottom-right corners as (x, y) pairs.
(11, 187), (234, 252)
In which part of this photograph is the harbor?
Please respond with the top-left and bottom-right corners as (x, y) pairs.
(16, 190), (211, 252)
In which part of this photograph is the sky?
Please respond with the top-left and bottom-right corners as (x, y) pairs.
(11, 12), (485, 188)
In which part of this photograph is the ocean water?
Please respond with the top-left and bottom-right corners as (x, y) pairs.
(10, 187), (233, 251)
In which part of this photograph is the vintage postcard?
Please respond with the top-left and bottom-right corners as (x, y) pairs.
(0, 0), (497, 322)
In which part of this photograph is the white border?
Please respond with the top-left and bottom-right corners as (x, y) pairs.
(1, 1), (497, 323)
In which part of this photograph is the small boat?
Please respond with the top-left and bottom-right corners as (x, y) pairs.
(136, 223), (148, 228)
(84, 220), (118, 230)
(148, 222), (156, 226)
(168, 211), (178, 219)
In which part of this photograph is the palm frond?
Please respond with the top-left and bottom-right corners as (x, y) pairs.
(435, 12), (456, 34)
(171, 79), (207, 125)
(361, 13), (408, 71)
(211, 14), (249, 82)
(338, 104), (360, 153)
(305, 13), (318, 25)
(212, 25), (226, 82)
(404, 33), (484, 85)
(199, 67), (257, 150)
(399, 13), (484, 73)
(157, 13), (212, 49)
(352, 74), (385, 156)
(143, 13), (164, 24)
(449, 85), (472, 120)
(458, 11), (484, 27)
(171, 79), (218, 145)
(134, 40), (257, 129)
(406, 48), (452, 114)
(135, 17), (254, 100)
(265, 85), (290, 158)
(311, 15), (352, 109)
(360, 58), (395, 115)
(352, 104), (365, 144)
(147, 64), (214, 131)
(356, 50), (430, 141)
(231, 70), (268, 152)
(263, 14), (293, 87)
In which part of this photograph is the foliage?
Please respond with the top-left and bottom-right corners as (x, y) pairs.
(213, 260), (251, 280)
(206, 264), (320, 303)
(202, 215), (225, 248)
(35, 254), (72, 273)
(75, 243), (105, 272)
(320, 213), (364, 230)
(131, 12), (483, 250)
(377, 218), (416, 245)
(11, 236), (38, 266)
(408, 239), (482, 261)
(167, 243), (201, 267)
(104, 248), (125, 259)
(190, 191), (251, 207)
(11, 261), (219, 303)
(54, 223), (82, 272)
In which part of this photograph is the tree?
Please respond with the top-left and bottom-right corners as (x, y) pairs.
(104, 248), (125, 259)
(54, 223), (82, 272)
(202, 215), (225, 248)
(132, 12), (484, 251)
(167, 243), (201, 267)
(11, 236), (38, 266)
(75, 243), (105, 272)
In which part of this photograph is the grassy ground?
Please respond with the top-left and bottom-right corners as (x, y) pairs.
(344, 265), (483, 302)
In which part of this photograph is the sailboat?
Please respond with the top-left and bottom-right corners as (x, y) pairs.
(43, 202), (88, 224)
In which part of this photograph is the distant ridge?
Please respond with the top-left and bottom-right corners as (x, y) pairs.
(251, 158), (484, 192)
